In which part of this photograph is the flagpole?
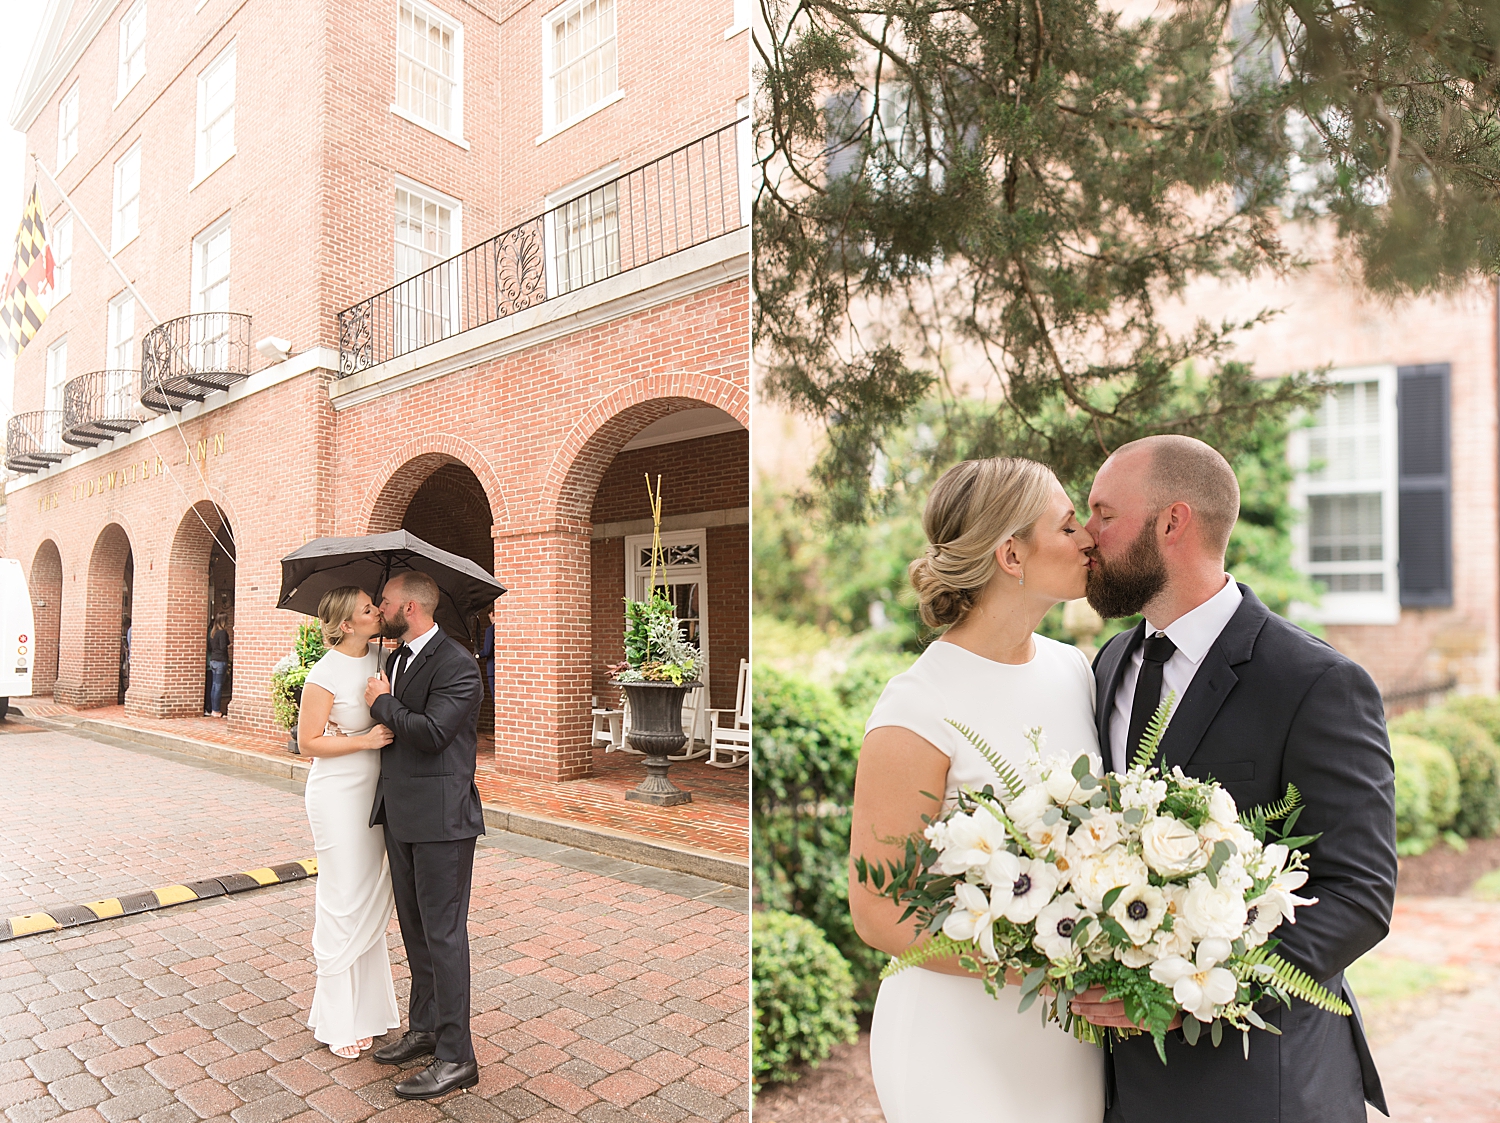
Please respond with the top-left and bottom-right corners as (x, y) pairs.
(28, 154), (161, 327)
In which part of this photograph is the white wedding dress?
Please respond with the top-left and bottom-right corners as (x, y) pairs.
(865, 635), (1106, 1122)
(302, 643), (401, 1046)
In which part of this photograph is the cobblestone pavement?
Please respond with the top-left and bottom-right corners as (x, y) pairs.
(0, 726), (749, 1123)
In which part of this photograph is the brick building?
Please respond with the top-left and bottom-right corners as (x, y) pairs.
(5, 0), (750, 780)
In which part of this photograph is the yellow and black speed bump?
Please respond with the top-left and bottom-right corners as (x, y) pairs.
(0, 858), (317, 942)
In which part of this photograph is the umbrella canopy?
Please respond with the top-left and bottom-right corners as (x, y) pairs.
(278, 531), (506, 639)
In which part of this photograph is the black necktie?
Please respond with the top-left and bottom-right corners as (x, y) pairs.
(1125, 632), (1177, 769)
(390, 644), (412, 690)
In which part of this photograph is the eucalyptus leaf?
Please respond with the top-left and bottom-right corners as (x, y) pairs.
(1182, 1015), (1201, 1046)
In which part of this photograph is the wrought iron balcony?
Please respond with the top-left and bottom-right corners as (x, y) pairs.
(63, 370), (146, 447)
(140, 311), (253, 413)
(338, 119), (748, 376)
(6, 411), (68, 473)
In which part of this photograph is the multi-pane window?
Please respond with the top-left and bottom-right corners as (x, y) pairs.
(57, 85), (79, 169)
(118, 1), (146, 99)
(51, 214), (72, 303)
(192, 220), (231, 367)
(112, 143), (141, 250)
(552, 180), (619, 294)
(45, 338), (67, 445)
(196, 44), (236, 179)
(1290, 367), (1399, 623)
(394, 182), (458, 351)
(396, 1), (461, 137)
(107, 294), (136, 414)
(545, 0), (617, 132)
(627, 527), (709, 736)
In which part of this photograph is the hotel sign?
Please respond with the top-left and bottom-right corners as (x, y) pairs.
(34, 433), (228, 512)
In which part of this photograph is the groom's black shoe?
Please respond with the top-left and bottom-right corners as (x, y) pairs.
(372, 1030), (436, 1065)
(393, 1059), (479, 1100)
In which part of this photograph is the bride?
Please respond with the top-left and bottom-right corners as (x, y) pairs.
(850, 457), (1106, 1122)
(298, 587), (401, 1060)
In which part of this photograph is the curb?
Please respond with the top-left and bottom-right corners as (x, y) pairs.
(62, 718), (749, 888)
(0, 859), (317, 942)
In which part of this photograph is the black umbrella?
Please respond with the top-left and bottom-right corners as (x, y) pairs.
(277, 531), (506, 639)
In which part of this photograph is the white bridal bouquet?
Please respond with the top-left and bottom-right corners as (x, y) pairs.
(855, 697), (1352, 1061)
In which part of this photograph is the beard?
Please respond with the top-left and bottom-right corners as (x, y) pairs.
(1086, 518), (1168, 619)
(379, 605), (408, 638)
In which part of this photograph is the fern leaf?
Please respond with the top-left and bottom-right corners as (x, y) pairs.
(1246, 783), (1303, 826)
(946, 719), (1025, 798)
(1129, 692), (1177, 772)
(1239, 947), (1352, 1016)
(880, 933), (969, 980)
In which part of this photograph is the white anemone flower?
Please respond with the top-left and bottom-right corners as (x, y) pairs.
(993, 855), (1061, 925)
(1108, 882), (1168, 945)
(933, 811), (1012, 880)
(1033, 892), (1090, 962)
(1242, 895), (1284, 947)
(942, 882), (1004, 960)
(1149, 938), (1239, 1022)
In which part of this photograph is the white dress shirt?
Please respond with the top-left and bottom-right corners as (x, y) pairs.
(1108, 576), (1243, 773)
(391, 622), (440, 692)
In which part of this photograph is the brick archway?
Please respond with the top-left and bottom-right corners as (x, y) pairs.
(28, 539), (62, 700)
(359, 434), (509, 536)
(153, 502), (235, 718)
(56, 524), (133, 708)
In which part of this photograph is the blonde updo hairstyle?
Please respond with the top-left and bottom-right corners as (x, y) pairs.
(316, 585), (367, 648)
(909, 458), (1058, 629)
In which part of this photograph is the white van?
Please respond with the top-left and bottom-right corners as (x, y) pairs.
(0, 558), (35, 716)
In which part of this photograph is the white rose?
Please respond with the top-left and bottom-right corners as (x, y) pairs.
(1070, 811), (1122, 857)
(1033, 892), (1090, 962)
(1044, 765), (1090, 807)
(1207, 786), (1239, 827)
(1117, 944), (1156, 968)
(1071, 849), (1149, 911)
(1180, 875), (1248, 941)
(1007, 786), (1053, 831)
(1140, 816), (1208, 877)
(1109, 882), (1168, 945)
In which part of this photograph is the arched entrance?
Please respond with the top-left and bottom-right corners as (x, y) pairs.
(56, 524), (133, 708)
(161, 502), (235, 718)
(368, 456), (496, 734)
(28, 540), (62, 699)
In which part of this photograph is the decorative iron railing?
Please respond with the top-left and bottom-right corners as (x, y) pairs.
(63, 370), (146, 447)
(337, 119), (748, 376)
(6, 411), (68, 473)
(140, 311), (253, 413)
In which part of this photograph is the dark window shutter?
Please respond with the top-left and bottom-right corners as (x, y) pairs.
(823, 90), (866, 183)
(1397, 364), (1452, 607)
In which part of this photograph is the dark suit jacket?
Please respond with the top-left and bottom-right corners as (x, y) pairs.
(1095, 587), (1396, 1123)
(368, 629), (486, 843)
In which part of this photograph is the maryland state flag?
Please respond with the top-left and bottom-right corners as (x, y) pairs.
(0, 186), (55, 362)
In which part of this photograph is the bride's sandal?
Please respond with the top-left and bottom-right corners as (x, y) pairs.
(331, 1043), (360, 1060)
(356, 1038), (373, 1051)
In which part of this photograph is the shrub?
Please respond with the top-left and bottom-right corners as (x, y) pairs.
(752, 667), (887, 1010)
(1390, 709), (1500, 839)
(1441, 696), (1500, 837)
(270, 622), (326, 732)
(752, 910), (858, 1091)
(1390, 734), (1436, 856)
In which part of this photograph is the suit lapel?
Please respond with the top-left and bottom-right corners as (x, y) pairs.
(1095, 622), (1144, 753)
(394, 629), (445, 703)
(1157, 587), (1269, 770)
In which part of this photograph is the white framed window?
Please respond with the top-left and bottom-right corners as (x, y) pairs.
(1289, 365), (1400, 624)
(394, 0), (465, 143)
(736, 97), (751, 226)
(45, 337), (68, 444)
(51, 214), (72, 304)
(106, 295), (136, 417)
(626, 527), (710, 729)
(56, 84), (79, 170)
(393, 178), (460, 351)
(191, 218), (231, 368)
(195, 43), (236, 182)
(546, 164), (619, 296)
(541, 0), (619, 138)
(112, 142), (141, 250)
(117, 0), (147, 101)
(725, 0), (750, 38)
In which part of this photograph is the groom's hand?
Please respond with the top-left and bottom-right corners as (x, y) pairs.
(1070, 987), (1182, 1031)
(365, 673), (390, 706)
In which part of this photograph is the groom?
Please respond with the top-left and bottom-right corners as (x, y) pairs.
(364, 570), (485, 1099)
(1072, 435), (1396, 1123)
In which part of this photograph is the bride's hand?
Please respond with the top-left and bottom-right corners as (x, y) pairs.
(1070, 986), (1182, 1031)
(362, 724), (394, 749)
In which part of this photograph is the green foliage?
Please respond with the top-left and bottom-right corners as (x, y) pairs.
(752, 910), (859, 1091)
(752, 666), (888, 1010)
(1398, 734), (1461, 832)
(618, 594), (700, 684)
(1390, 709), (1500, 839)
(270, 623), (326, 732)
(758, 0), (1500, 519)
(1390, 733), (1436, 856)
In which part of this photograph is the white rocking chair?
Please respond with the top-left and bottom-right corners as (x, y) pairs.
(706, 659), (751, 768)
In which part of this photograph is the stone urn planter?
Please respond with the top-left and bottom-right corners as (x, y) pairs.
(613, 679), (698, 806)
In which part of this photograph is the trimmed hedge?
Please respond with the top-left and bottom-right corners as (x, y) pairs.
(1390, 709), (1500, 839)
(752, 910), (858, 1091)
(1389, 734), (1458, 855)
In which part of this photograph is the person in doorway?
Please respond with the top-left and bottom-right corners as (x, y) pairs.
(364, 570), (485, 1100)
(207, 613), (231, 717)
(297, 587), (398, 1060)
(476, 609), (495, 698)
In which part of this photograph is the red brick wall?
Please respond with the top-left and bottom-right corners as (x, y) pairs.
(591, 430), (748, 523)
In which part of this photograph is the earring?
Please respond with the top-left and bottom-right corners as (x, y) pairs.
(1019, 571), (1025, 588)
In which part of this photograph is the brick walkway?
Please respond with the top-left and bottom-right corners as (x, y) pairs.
(24, 706), (748, 864)
(0, 725), (749, 1123)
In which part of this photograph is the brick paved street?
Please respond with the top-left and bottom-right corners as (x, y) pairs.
(0, 725), (749, 1123)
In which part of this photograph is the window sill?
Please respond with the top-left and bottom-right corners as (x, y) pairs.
(723, 21), (747, 39)
(189, 151), (236, 192)
(112, 75), (144, 110)
(56, 152), (75, 175)
(535, 89), (625, 145)
(390, 104), (470, 150)
(110, 233), (138, 256)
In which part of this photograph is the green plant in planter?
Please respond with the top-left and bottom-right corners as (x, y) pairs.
(270, 622), (326, 731)
(613, 475), (701, 686)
